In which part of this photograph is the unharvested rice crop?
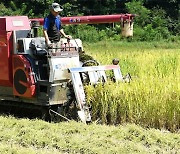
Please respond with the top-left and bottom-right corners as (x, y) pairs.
(85, 41), (180, 132)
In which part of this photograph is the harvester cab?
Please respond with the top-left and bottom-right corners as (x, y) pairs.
(0, 14), (134, 123)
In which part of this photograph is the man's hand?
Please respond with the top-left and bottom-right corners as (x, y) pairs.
(47, 40), (53, 48)
(60, 29), (72, 39)
(64, 35), (72, 39)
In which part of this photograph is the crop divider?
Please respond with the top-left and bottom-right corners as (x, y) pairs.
(69, 65), (123, 123)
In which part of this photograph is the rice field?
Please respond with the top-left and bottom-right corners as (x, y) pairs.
(0, 116), (179, 153)
(0, 41), (179, 153)
(84, 41), (180, 132)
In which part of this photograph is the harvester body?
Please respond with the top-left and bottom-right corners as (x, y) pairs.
(0, 15), (131, 122)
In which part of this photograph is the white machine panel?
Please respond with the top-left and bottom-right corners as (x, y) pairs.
(49, 56), (80, 82)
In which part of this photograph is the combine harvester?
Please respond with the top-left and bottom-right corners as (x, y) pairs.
(0, 14), (134, 123)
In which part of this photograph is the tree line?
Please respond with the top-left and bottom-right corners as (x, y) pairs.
(0, 0), (179, 42)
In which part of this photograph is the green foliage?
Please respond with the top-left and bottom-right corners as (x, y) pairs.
(125, 1), (172, 41)
(61, 0), (178, 42)
(61, 3), (76, 16)
(0, 0), (179, 41)
(0, 3), (14, 16)
(64, 25), (110, 42)
(174, 21), (180, 35)
(125, 0), (151, 27)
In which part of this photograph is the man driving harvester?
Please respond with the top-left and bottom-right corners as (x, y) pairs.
(43, 2), (71, 52)
(43, 2), (97, 64)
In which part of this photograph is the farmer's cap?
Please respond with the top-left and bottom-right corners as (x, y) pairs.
(50, 3), (63, 12)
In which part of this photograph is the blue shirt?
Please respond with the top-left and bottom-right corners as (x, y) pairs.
(43, 14), (61, 31)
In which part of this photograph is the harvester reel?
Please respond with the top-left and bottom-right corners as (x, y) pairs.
(82, 59), (99, 67)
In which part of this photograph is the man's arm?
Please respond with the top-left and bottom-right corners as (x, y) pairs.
(43, 17), (52, 46)
(60, 29), (71, 38)
(43, 29), (51, 46)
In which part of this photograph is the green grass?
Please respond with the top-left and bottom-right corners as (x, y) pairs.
(84, 40), (180, 132)
(0, 116), (179, 154)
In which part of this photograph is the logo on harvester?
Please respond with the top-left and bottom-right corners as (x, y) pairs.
(55, 63), (67, 70)
(69, 18), (81, 23)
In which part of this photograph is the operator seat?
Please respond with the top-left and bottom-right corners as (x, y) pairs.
(30, 37), (47, 57)
(30, 37), (49, 80)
